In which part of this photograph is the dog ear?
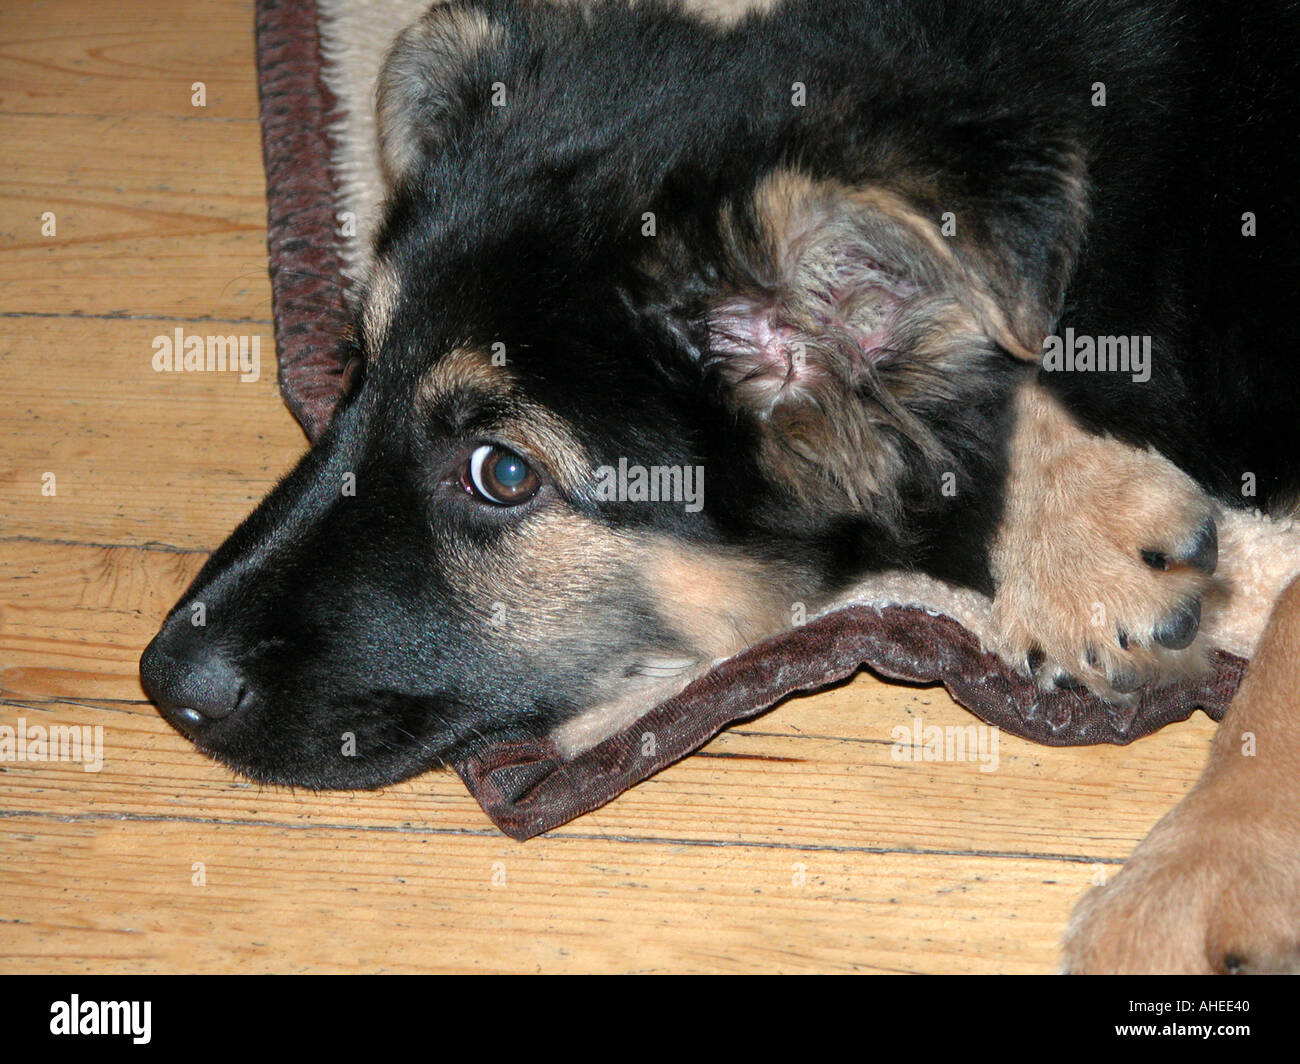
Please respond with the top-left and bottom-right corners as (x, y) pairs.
(376, 2), (508, 186)
(700, 169), (1084, 513)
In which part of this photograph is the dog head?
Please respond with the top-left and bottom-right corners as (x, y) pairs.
(140, 0), (1083, 787)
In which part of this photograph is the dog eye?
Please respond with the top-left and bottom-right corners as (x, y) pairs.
(466, 444), (540, 505)
(341, 356), (365, 397)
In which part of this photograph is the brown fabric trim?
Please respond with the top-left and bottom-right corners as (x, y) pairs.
(255, 0), (350, 440)
(255, 0), (1246, 843)
(455, 606), (1242, 840)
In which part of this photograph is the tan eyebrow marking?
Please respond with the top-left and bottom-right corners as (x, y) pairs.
(417, 346), (593, 492)
(417, 345), (509, 406)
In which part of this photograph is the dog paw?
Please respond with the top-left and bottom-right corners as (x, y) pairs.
(1061, 789), (1300, 974)
(991, 388), (1223, 700)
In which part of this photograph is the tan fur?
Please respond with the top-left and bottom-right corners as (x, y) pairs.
(555, 536), (802, 755)
(377, 4), (505, 185)
(1062, 575), (1300, 974)
(416, 347), (593, 493)
(416, 344), (509, 404)
(638, 538), (796, 664)
(750, 171), (1072, 362)
(844, 184), (1040, 361)
(362, 259), (402, 354)
(990, 382), (1223, 697)
(440, 508), (633, 640)
(441, 509), (664, 760)
(681, 0), (780, 22)
(751, 173), (988, 334)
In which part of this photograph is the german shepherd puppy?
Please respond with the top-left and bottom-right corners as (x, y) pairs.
(140, 0), (1300, 970)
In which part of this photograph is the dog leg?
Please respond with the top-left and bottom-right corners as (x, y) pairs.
(1061, 574), (1300, 974)
(990, 382), (1222, 698)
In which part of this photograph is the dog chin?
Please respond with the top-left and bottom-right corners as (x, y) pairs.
(170, 713), (479, 792)
(197, 744), (453, 792)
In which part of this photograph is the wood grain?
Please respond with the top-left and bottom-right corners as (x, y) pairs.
(0, 0), (1216, 973)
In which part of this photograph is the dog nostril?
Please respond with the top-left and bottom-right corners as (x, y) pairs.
(171, 706), (207, 729)
(140, 627), (250, 735)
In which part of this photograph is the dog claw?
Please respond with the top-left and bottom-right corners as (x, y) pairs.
(1154, 599), (1201, 649)
(1140, 549), (1169, 571)
(1142, 516), (1217, 576)
(1184, 517), (1218, 574)
(1109, 668), (1143, 693)
(1026, 645), (1045, 674)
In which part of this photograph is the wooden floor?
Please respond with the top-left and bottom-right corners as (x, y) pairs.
(0, 0), (1219, 974)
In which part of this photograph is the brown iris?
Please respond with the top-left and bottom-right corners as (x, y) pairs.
(466, 444), (540, 505)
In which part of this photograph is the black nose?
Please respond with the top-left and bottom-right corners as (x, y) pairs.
(140, 621), (248, 737)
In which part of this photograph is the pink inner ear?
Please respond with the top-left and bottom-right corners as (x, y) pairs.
(707, 267), (910, 407)
(709, 297), (807, 384)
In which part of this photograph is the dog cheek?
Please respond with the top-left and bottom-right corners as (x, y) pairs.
(550, 537), (811, 756)
(435, 511), (669, 698)
(440, 518), (801, 758)
(637, 537), (799, 661)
